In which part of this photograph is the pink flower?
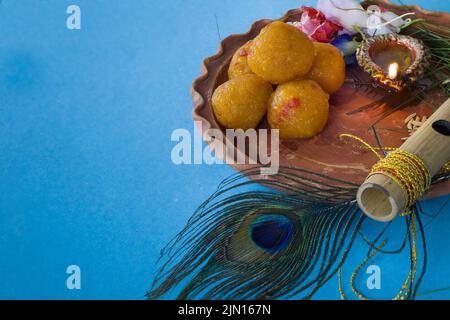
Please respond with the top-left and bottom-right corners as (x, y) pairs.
(294, 6), (343, 43)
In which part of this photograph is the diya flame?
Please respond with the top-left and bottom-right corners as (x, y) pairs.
(388, 62), (399, 80)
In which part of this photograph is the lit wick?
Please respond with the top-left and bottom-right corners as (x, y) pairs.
(388, 62), (399, 80)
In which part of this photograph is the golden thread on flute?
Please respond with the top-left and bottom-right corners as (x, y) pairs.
(368, 150), (431, 208)
(340, 134), (448, 214)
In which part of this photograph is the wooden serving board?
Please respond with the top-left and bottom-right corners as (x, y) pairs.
(191, 1), (450, 199)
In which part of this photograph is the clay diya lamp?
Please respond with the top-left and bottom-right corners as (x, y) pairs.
(356, 34), (430, 91)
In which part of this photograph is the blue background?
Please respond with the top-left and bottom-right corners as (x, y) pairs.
(0, 0), (448, 300)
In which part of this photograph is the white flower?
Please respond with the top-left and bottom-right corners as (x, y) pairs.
(317, 0), (409, 36)
(366, 5), (406, 36)
(317, 0), (367, 35)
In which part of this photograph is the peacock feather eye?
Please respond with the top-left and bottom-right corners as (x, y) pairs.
(250, 214), (296, 253)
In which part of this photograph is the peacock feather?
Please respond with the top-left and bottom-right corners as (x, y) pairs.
(148, 168), (363, 299)
(147, 166), (449, 300)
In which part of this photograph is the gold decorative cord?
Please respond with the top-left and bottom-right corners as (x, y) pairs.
(340, 133), (447, 208)
(338, 134), (432, 300)
(369, 150), (431, 208)
(338, 209), (418, 300)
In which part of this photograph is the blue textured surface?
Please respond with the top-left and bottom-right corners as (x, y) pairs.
(0, 0), (448, 299)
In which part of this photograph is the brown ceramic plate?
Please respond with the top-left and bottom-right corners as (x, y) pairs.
(191, 0), (450, 199)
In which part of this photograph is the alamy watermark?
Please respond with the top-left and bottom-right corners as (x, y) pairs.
(66, 265), (81, 290)
(366, 265), (381, 290)
(171, 121), (280, 175)
(66, 5), (81, 30)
